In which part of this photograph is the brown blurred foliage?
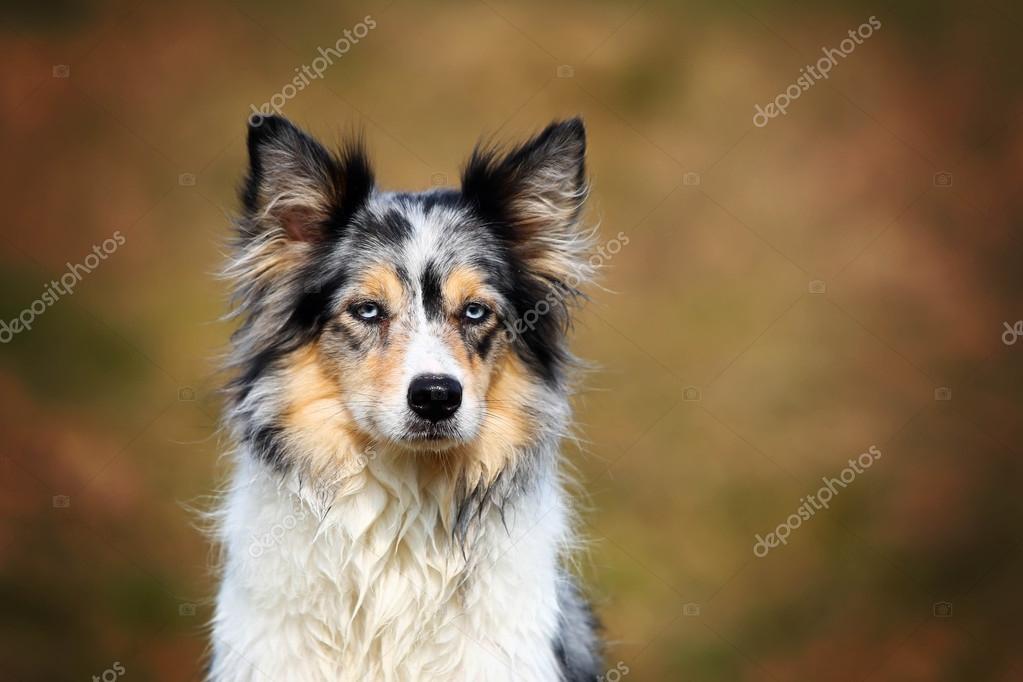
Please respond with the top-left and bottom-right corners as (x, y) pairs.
(1, 0), (1022, 680)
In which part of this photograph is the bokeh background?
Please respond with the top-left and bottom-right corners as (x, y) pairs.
(3, 0), (1022, 680)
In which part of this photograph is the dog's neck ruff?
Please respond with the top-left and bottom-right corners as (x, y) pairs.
(210, 444), (570, 681)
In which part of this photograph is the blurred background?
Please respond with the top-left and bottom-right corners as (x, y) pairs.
(2, 0), (1022, 679)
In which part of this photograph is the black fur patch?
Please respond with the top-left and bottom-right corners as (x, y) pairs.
(553, 574), (604, 681)
(475, 326), (497, 359)
(417, 188), (462, 213)
(247, 424), (289, 471)
(329, 138), (375, 238)
(420, 260), (444, 320)
(363, 207), (414, 247)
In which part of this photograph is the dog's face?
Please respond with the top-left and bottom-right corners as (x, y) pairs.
(226, 115), (591, 477)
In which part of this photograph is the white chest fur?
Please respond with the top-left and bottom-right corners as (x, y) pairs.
(210, 454), (569, 682)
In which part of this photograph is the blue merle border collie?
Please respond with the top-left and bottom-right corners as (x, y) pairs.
(209, 114), (602, 681)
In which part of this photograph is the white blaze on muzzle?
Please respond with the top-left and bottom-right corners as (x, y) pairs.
(401, 322), (462, 385)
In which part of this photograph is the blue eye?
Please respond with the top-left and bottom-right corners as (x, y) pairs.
(353, 302), (381, 321)
(463, 302), (489, 322)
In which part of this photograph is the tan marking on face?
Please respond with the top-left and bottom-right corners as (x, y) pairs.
(442, 266), (488, 313)
(345, 328), (412, 414)
(281, 344), (374, 478)
(358, 263), (405, 310)
(451, 351), (538, 486)
(328, 263), (412, 403)
(441, 264), (501, 375)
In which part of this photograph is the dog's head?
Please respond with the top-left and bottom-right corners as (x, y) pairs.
(225, 115), (593, 482)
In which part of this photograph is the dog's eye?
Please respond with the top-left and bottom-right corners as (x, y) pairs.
(462, 302), (489, 323)
(351, 301), (382, 322)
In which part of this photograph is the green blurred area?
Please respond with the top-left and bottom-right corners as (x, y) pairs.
(2, 0), (1022, 680)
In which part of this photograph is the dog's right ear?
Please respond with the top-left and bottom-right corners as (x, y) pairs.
(240, 115), (374, 243)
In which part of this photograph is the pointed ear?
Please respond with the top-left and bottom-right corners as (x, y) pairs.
(461, 118), (592, 284)
(241, 115), (373, 243)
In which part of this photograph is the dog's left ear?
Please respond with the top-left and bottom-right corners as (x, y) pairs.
(461, 118), (591, 284)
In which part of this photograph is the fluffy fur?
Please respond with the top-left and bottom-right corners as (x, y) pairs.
(209, 114), (602, 681)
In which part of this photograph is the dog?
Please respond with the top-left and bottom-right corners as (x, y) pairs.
(209, 114), (602, 681)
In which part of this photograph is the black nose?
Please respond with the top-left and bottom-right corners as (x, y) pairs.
(407, 375), (462, 422)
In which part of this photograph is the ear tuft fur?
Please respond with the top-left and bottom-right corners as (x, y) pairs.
(240, 115), (374, 243)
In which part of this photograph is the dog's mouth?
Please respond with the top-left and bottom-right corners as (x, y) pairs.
(395, 419), (464, 451)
